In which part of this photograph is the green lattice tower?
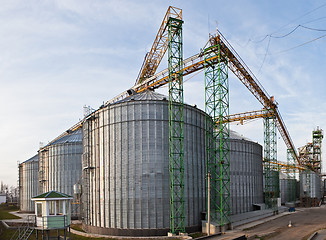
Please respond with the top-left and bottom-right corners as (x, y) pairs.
(263, 115), (279, 214)
(204, 43), (231, 229)
(312, 128), (323, 173)
(286, 149), (296, 203)
(168, 17), (185, 234)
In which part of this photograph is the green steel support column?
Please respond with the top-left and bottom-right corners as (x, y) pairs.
(204, 44), (230, 229)
(263, 115), (279, 214)
(286, 149), (296, 204)
(312, 128), (323, 173)
(168, 17), (185, 234)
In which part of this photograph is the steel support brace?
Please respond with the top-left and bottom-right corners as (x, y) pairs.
(263, 116), (279, 213)
(204, 44), (230, 228)
(286, 149), (296, 203)
(168, 17), (185, 234)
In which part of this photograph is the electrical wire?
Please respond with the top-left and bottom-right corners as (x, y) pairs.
(249, 3), (326, 43)
(270, 33), (326, 55)
(256, 23), (326, 69)
(271, 3), (326, 35)
(258, 36), (271, 73)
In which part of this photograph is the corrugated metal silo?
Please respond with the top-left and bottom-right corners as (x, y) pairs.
(19, 154), (39, 212)
(229, 131), (264, 215)
(300, 171), (322, 199)
(38, 128), (82, 217)
(82, 90), (206, 236)
(279, 172), (296, 204)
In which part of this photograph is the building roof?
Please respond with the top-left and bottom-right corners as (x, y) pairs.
(22, 154), (39, 164)
(230, 130), (252, 141)
(49, 128), (82, 145)
(32, 191), (73, 200)
(114, 90), (167, 104)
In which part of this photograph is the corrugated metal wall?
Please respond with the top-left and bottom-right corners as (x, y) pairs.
(279, 179), (296, 204)
(82, 94), (206, 232)
(38, 128), (83, 217)
(300, 171), (322, 199)
(19, 155), (39, 212)
(229, 139), (264, 215)
(82, 91), (265, 235)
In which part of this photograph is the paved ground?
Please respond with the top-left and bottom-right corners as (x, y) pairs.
(6, 208), (326, 240)
(314, 229), (326, 240)
(243, 206), (326, 240)
(207, 206), (326, 240)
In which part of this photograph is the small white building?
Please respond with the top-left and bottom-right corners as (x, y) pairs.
(0, 193), (6, 204)
(31, 191), (73, 229)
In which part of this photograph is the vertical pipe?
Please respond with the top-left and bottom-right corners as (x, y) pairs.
(207, 172), (210, 236)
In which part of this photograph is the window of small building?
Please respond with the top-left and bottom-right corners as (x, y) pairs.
(56, 200), (64, 215)
(49, 201), (55, 215)
(36, 203), (42, 217)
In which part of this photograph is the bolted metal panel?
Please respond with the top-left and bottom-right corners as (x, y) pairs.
(229, 137), (264, 215)
(19, 155), (39, 212)
(82, 91), (206, 232)
(38, 128), (83, 218)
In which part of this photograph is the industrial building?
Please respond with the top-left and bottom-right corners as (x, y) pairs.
(16, 5), (324, 239)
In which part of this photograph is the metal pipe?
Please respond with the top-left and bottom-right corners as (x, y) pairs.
(207, 172), (210, 236)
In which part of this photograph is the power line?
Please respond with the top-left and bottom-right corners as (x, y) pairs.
(271, 3), (326, 35)
(258, 36), (271, 73)
(250, 3), (326, 43)
(270, 33), (326, 55)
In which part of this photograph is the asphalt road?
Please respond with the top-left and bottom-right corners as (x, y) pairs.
(243, 206), (326, 240)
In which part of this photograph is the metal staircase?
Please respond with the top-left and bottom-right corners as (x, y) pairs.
(10, 215), (35, 240)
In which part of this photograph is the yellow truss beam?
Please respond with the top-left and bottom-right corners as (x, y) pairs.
(135, 6), (182, 84)
(216, 109), (274, 125)
(269, 161), (306, 171)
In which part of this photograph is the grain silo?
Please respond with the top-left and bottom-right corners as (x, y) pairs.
(300, 170), (322, 206)
(81, 90), (265, 236)
(82, 90), (206, 236)
(279, 172), (296, 205)
(229, 131), (264, 215)
(19, 154), (39, 212)
(38, 128), (83, 218)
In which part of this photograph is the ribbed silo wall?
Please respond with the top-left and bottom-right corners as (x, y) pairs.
(19, 155), (39, 212)
(300, 171), (322, 199)
(38, 128), (82, 217)
(82, 92), (206, 236)
(279, 179), (296, 204)
(229, 138), (264, 215)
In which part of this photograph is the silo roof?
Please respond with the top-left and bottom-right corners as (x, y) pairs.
(112, 90), (255, 143)
(22, 154), (39, 164)
(113, 90), (167, 104)
(50, 128), (82, 145)
(229, 130), (252, 141)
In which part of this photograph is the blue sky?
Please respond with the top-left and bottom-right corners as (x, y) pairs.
(1, 0), (326, 186)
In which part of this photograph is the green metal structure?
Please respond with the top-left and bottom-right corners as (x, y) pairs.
(204, 43), (231, 229)
(312, 127), (323, 173)
(263, 115), (279, 213)
(286, 149), (296, 203)
(168, 16), (185, 234)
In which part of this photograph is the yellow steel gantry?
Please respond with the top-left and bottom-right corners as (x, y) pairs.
(110, 30), (301, 167)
